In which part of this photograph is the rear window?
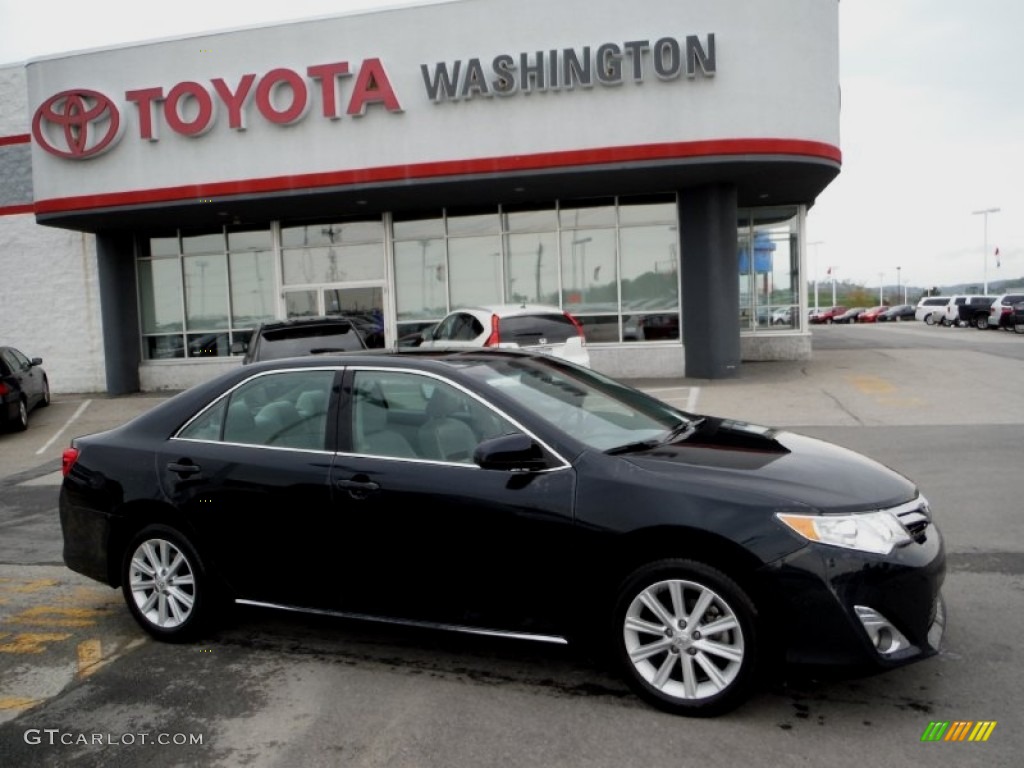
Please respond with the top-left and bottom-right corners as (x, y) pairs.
(255, 323), (365, 360)
(499, 314), (577, 344)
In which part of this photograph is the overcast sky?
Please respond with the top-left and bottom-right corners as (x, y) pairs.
(1, 0), (1020, 293)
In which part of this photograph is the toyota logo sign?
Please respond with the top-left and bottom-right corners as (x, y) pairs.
(32, 90), (123, 160)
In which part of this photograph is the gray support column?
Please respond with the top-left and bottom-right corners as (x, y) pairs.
(95, 232), (141, 394)
(678, 184), (740, 379)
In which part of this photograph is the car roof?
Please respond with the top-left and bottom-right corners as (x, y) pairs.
(451, 304), (571, 317)
(256, 315), (355, 331)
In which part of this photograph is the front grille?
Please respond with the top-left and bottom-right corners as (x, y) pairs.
(891, 496), (931, 542)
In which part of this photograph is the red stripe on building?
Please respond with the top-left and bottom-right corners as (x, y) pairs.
(33, 139), (842, 215)
(0, 134), (31, 147)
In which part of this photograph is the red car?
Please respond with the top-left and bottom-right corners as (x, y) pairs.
(809, 306), (847, 324)
(858, 306), (889, 323)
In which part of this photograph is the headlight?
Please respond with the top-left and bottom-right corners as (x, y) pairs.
(776, 510), (912, 555)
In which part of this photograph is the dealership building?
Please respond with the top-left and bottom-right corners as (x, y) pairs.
(0, 0), (840, 394)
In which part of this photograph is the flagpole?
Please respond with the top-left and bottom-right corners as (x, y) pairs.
(972, 207), (1000, 294)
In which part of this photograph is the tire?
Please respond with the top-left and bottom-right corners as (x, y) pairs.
(612, 559), (759, 717)
(39, 376), (51, 407)
(1015, 323), (1024, 335)
(14, 399), (29, 431)
(977, 316), (989, 330)
(122, 525), (211, 642)
(924, 313), (936, 326)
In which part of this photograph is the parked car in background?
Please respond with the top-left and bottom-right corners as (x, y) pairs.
(879, 304), (915, 322)
(771, 306), (795, 325)
(0, 346), (50, 432)
(915, 296), (950, 324)
(809, 306), (847, 324)
(858, 306), (889, 323)
(420, 304), (590, 367)
(939, 295), (995, 328)
(59, 348), (946, 717)
(985, 293), (1024, 331)
(832, 307), (865, 324)
(1013, 301), (1024, 334)
(232, 316), (367, 364)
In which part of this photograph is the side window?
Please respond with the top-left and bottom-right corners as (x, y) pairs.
(179, 370), (334, 450)
(351, 371), (518, 463)
(433, 315), (459, 341)
(451, 313), (484, 341)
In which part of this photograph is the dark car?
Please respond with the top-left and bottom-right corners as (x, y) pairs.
(1013, 301), (1024, 334)
(1, 346), (50, 432)
(59, 349), (945, 717)
(232, 316), (367, 363)
(879, 304), (914, 322)
(832, 307), (865, 324)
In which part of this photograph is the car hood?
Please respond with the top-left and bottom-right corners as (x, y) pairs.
(620, 417), (917, 512)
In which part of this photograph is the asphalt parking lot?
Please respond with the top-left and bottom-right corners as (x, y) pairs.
(1, 323), (1022, 767)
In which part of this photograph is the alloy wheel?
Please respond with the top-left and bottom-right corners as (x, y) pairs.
(127, 537), (197, 630)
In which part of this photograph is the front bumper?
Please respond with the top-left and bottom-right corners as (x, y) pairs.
(763, 522), (945, 669)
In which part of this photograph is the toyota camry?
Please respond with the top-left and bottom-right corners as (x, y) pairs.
(59, 349), (945, 716)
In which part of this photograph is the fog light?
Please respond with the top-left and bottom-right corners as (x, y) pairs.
(855, 606), (910, 656)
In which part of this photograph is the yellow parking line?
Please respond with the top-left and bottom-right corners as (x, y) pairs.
(850, 375), (897, 395)
(0, 697), (39, 711)
(10, 606), (112, 628)
(0, 579), (61, 594)
(0, 632), (73, 654)
(76, 639), (103, 678)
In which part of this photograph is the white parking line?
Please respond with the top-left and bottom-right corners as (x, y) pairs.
(35, 400), (92, 456)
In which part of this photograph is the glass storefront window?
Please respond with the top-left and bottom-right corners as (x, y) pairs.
(229, 250), (275, 327)
(620, 225), (679, 312)
(448, 236), (502, 308)
(184, 255), (229, 331)
(738, 207), (801, 332)
(559, 199), (616, 228)
(394, 238), (447, 321)
(281, 221), (384, 248)
(502, 206), (557, 233)
(182, 232), (225, 255)
(560, 228), (617, 313)
(393, 215), (444, 240)
(138, 258), (183, 334)
(282, 243), (385, 285)
(504, 232), (558, 305)
(228, 229), (273, 251)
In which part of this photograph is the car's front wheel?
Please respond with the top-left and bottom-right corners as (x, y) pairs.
(612, 559), (759, 717)
(977, 316), (990, 330)
(122, 525), (210, 642)
(14, 399), (28, 431)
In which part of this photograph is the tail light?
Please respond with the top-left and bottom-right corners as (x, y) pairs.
(0, 382), (10, 396)
(61, 447), (80, 477)
(564, 312), (586, 344)
(484, 314), (501, 346)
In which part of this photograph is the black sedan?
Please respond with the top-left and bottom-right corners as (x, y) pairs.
(879, 304), (915, 322)
(59, 350), (945, 716)
(1, 346), (50, 431)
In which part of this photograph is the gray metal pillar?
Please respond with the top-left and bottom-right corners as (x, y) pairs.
(95, 232), (141, 394)
(679, 184), (741, 379)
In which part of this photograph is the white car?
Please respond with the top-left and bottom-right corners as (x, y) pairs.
(914, 296), (950, 324)
(420, 304), (591, 367)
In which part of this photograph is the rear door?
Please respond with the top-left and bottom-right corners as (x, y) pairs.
(159, 367), (341, 606)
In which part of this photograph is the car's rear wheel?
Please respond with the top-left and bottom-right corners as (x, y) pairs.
(14, 399), (28, 431)
(40, 377), (50, 407)
(977, 316), (989, 330)
(1015, 323), (1024, 335)
(122, 525), (209, 642)
(925, 313), (936, 326)
(612, 559), (759, 717)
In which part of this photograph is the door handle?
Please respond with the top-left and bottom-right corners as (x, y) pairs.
(167, 461), (201, 477)
(334, 476), (380, 499)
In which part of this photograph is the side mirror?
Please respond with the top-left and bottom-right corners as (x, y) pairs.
(30, 357), (43, 366)
(473, 433), (548, 472)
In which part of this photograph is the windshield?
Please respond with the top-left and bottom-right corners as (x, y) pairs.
(463, 357), (693, 451)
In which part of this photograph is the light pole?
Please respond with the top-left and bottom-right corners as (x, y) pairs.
(896, 266), (901, 305)
(878, 272), (884, 306)
(972, 207), (1000, 294)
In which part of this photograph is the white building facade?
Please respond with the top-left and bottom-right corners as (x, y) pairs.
(1, 0), (840, 393)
